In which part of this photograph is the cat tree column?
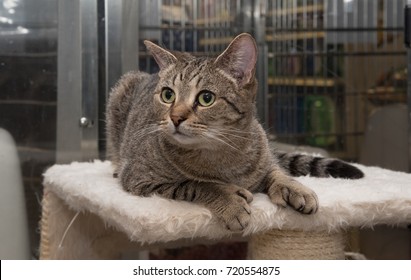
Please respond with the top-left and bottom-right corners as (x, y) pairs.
(248, 230), (346, 259)
(40, 161), (411, 259)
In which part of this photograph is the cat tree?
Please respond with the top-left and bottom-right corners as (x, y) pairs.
(40, 161), (411, 259)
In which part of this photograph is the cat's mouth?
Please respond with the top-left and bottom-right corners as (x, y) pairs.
(171, 131), (196, 145)
(172, 128), (193, 139)
(164, 121), (205, 146)
(173, 130), (186, 136)
(172, 126), (186, 135)
(168, 126), (202, 146)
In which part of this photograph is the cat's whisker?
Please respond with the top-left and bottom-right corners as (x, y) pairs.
(217, 128), (259, 135)
(145, 128), (162, 136)
(215, 131), (252, 141)
(205, 132), (243, 153)
(213, 132), (241, 149)
(208, 128), (250, 145)
(133, 125), (162, 141)
(133, 126), (157, 135)
(136, 123), (162, 132)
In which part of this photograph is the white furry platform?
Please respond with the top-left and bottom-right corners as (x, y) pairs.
(42, 160), (411, 246)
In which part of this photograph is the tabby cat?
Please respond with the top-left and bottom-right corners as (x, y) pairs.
(106, 33), (363, 232)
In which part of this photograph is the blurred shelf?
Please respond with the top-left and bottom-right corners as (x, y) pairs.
(0, 52), (57, 58)
(268, 4), (324, 16)
(161, 5), (191, 23)
(195, 15), (234, 25)
(366, 87), (406, 103)
(161, 6), (235, 26)
(266, 31), (325, 41)
(268, 77), (342, 87)
(199, 36), (233, 46)
(199, 31), (325, 46)
(0, 100), (57, 106)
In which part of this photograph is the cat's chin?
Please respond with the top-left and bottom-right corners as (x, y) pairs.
(171, 133), (199, 145)
(167, 132), (210, 149)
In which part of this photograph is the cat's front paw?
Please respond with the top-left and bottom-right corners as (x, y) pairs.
(268, 181), (318, 214)
(213, 187), (253, 232)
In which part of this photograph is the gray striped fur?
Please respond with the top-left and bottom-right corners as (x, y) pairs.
(106, 34), (362, 232)
(275, 152), (364, 179)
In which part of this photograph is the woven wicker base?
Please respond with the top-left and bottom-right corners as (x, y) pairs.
(248, 229), (346, 260)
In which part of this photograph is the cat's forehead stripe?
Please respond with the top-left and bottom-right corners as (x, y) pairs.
(184, 59), (208, 81)
(188, 70), (200, 82)
(195, 76), (203, 88)
(172, 73), (179, 86)
(170, 59), (209, 88)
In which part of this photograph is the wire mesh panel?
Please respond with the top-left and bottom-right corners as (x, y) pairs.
(138, 0), (252, 73)
(267, 0), (407, 161)
(135, 0), (407, 162)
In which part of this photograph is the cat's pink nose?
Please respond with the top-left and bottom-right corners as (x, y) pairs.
(170, 114), (187, 127)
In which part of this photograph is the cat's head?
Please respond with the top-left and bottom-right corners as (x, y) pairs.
(145, 33), (258, 149)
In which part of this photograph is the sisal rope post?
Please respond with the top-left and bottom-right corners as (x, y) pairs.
(39, 188), (52, 260)
(248, 229), (347, 260)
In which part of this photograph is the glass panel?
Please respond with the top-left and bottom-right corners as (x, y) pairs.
(0, 0), (58, 258)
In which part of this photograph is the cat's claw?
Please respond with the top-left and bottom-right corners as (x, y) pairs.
(268, 182), (319, 215)
(215, 187), (253, 232)
(236, 189), (254, 203)
(223, 198), (251, 231)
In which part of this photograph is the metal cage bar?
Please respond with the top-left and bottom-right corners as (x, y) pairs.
(57, 0), (99, 163)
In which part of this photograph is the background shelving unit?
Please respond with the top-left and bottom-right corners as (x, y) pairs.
(137, 0), (407, 161)
(266, 0), (344, 153)
(265, 0), (406, 160)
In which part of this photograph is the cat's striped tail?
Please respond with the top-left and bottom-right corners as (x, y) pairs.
(275, 152), (364, 179)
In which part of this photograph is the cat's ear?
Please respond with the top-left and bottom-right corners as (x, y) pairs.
(214, 33), (257, 87)
(144, 40), (177, 70)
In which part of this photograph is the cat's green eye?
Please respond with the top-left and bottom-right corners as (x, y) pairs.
(161, 88), (175, 104)
(197, 91), (215, 107)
